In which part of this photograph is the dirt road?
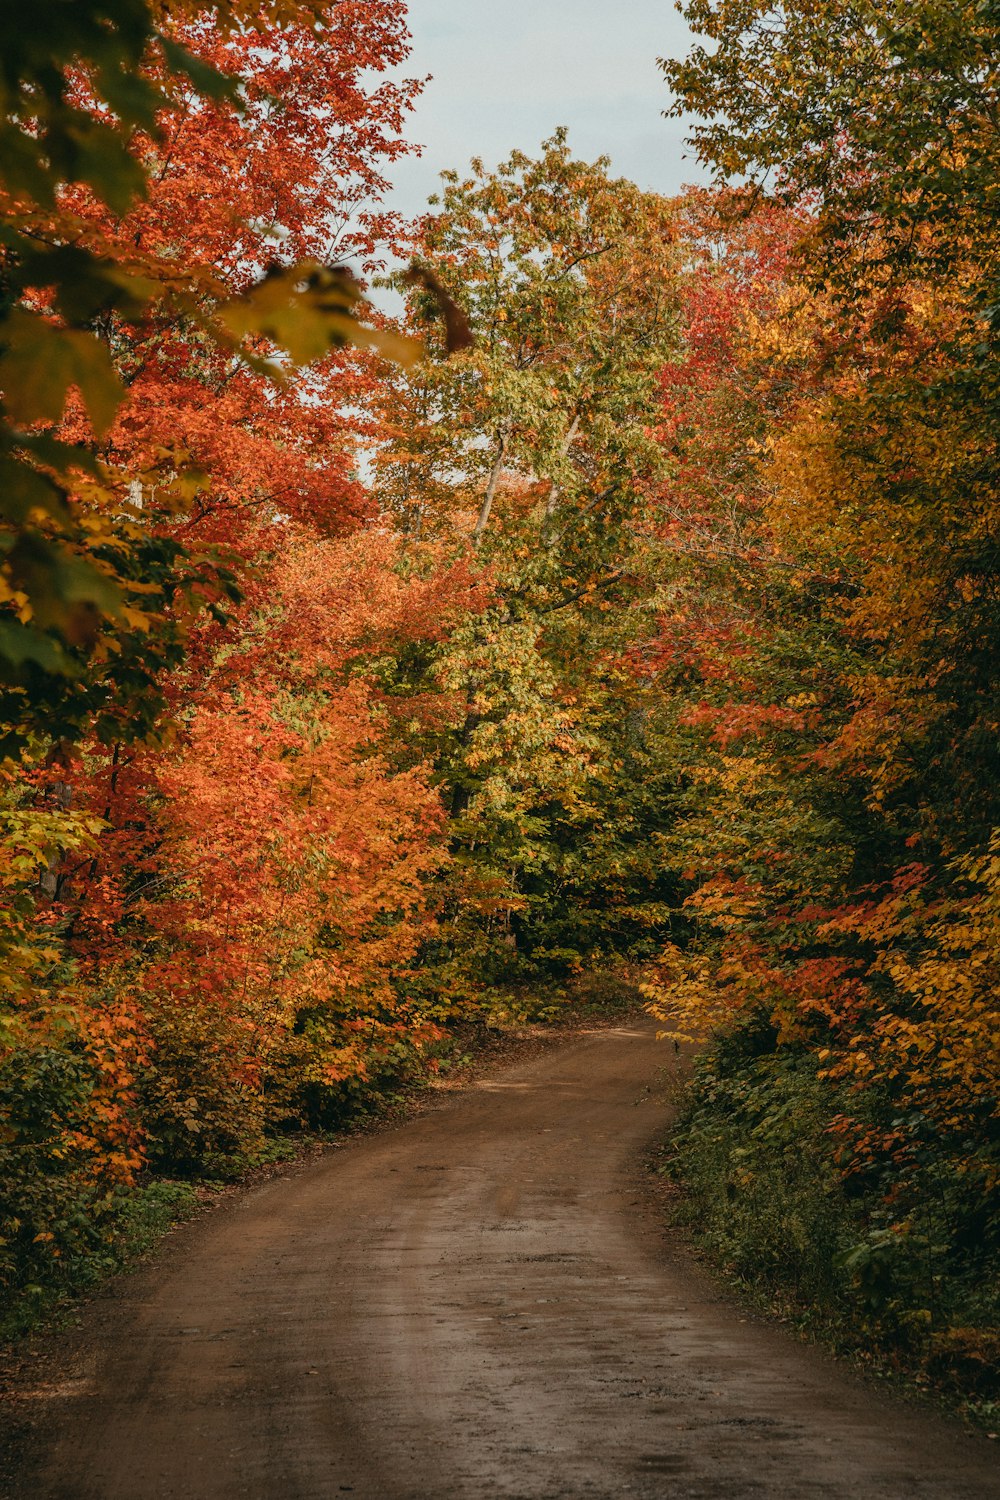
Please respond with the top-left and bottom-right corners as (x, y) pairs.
(2, 1019), (997, 1499)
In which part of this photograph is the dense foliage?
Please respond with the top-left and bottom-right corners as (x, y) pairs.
(0, 3), (681, 1321)
(0, 0), (431, 1312)
(648, 0), (1000, 1397)
(1, 0), (996, 1404)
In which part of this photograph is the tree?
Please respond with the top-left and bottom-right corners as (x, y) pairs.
(371, 136), (685, 998)
(643, 5), (1000, 1379)
(0, 0), (427, 1309)
(0, 0), (418, 750)
(663, 0), (1000, 305)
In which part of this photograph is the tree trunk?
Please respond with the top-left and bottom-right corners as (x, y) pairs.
(543, 412), (581, 522)
(472, 433), (507, 547)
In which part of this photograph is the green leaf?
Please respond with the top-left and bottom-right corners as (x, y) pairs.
(17, 244), (158, 323)
(0, 126), (55, 207)
(158, 36), (241, 104)
(6, 533), (123, 634)
(94, 65), (169, 133)
(16, 432), (104, 479)
(65, 115), (148, 215)
(0, 457), (70, 525)
(218, 263), (420, 368)
(0, 619), (74, 677)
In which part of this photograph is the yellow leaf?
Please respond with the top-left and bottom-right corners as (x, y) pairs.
(0, 309), (124, 434)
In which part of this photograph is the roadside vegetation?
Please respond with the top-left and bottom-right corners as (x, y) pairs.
(645, 0), (1000, 1411)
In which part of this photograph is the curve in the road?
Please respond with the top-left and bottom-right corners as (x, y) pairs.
(3, 1019), (997, 1499)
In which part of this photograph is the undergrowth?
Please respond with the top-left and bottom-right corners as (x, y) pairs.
(657, 1019), (1000, 1429)
(0, 1179), (198, 1342)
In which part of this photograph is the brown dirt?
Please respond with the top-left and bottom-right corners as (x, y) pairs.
(1, 1017), (997, 1499)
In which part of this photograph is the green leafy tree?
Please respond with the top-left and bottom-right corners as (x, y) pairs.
(650, 3), (1000, 1385)
(374, 136), (684, 999)
(663, 0), (1000, 303)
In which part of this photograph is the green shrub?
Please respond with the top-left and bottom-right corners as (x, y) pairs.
(0, 1039), (118, 1318)
(665, 1017), (1000, 1401)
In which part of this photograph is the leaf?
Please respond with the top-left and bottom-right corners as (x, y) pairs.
(94, 64), (170, 133)
(6, 533), (123, 632)
(1, 310), (125, 434)
(0, 457), (71, 525)
(18, 243), (159, 323)
(0, 125), (54, 207)
(403, 263), (475, 354)
(64, 114), (148, 216)
(0, 618), (74, 676)
(158, 35), (242, 104)
(217, 263), (420, 369)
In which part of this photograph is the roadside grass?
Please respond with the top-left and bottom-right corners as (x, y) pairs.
(0, 1179), (199, 1343)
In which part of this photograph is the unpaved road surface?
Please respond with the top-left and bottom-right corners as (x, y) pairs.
(2, 1019), (997, 1499)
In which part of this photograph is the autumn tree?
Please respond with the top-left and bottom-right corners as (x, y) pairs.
(663, 0), (999, 308)
(371, 135), (685, 1001)
(0, 0), (418, 752)
(0, 0), (426, 1311)
(643, 1), (1000, 1385)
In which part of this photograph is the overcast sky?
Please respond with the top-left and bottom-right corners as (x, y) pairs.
(382, 1), (704, 219)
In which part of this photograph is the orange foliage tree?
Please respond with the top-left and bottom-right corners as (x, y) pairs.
(639, 0), (1000, 1379)
(0, 0), (446, 1307)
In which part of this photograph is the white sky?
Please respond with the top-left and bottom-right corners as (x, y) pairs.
(382, 0), (704, 218)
